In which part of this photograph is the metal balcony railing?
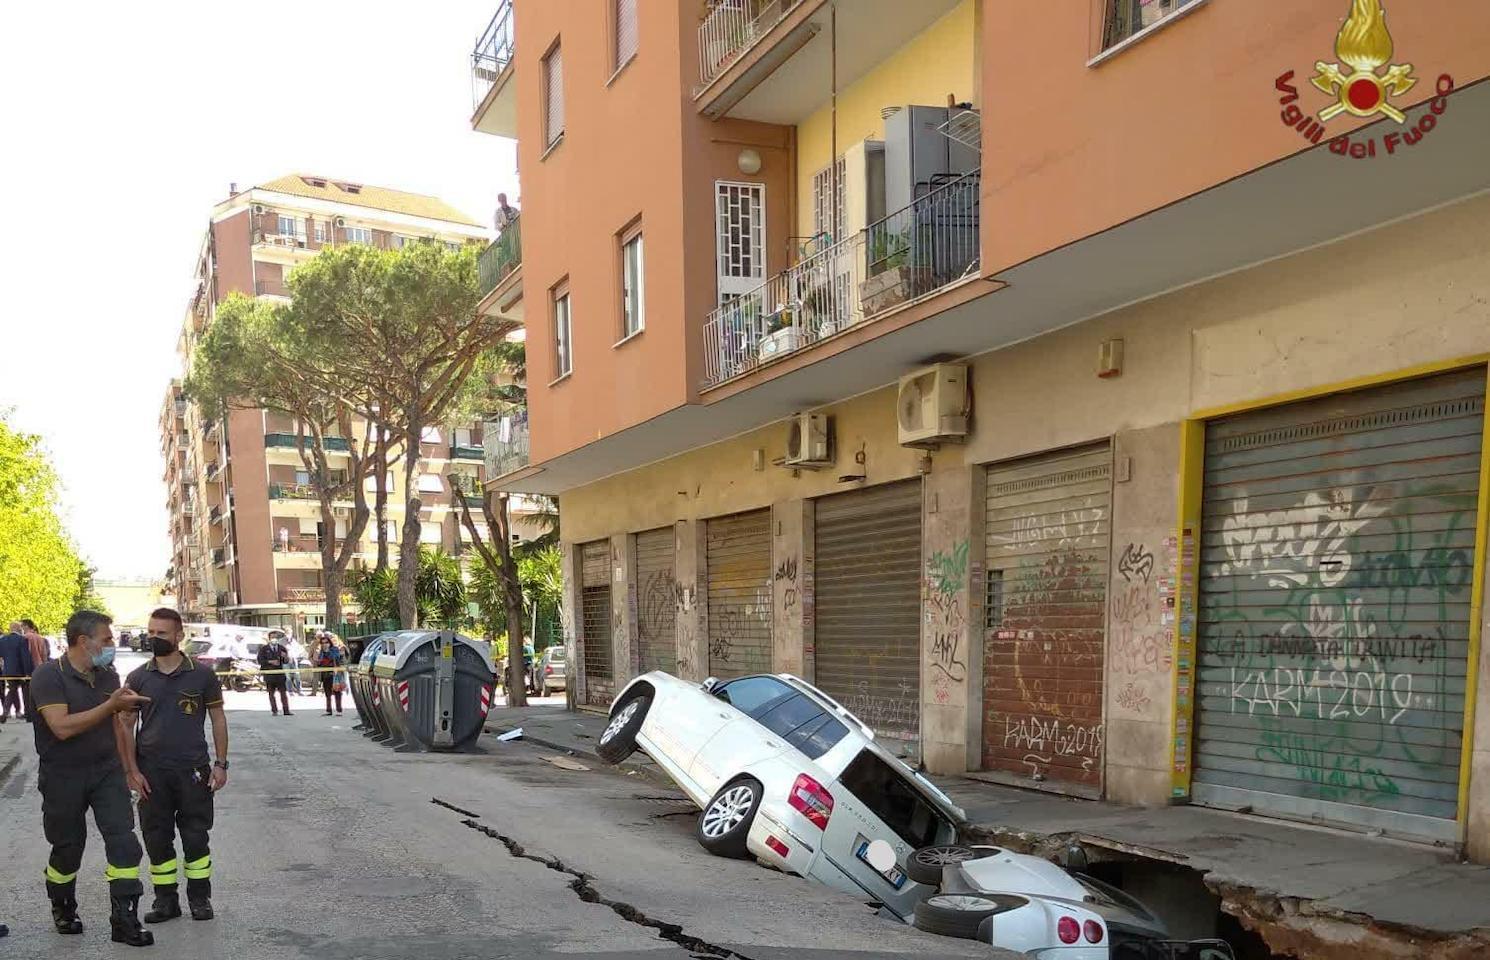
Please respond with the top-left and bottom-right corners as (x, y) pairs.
(268, 482), (318, 501)
(484, 411), (529, 479)
(471, 0), (515, 111)
(280, 586), (327, 603)
(255, 278), (292, 298)
(701, 171), (980, 389)
(264, 432), (350, 451)
(697, 0), (804, 89)
(450, 442), (485, 461)
(478, 216), (522, 298)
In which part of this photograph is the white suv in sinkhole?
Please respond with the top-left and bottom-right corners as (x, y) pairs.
(596, 670), (965, 922)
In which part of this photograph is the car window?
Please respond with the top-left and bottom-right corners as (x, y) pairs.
(714, 676), (794, 715)
(548, 647), (566, 662)
(836, 750), (950, 849)
(756, 693), (821, 735)
(186, 640), (212, 656)
(786, 713), (850, 760)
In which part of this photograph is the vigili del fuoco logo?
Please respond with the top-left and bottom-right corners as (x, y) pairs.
(1274, 0), (1454, 159)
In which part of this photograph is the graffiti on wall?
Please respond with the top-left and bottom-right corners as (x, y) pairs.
(1200, 479), (1476, 814)
(1110, 540), (1179, 719)
(925, 541), (969, 705)
(775, 554), (799, 616)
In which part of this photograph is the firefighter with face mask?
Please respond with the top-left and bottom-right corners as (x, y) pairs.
(28, 610), (154, 946)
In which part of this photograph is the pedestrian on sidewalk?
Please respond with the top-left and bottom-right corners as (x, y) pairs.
(286, 634), (307, 697)
(122, 607), (229, 926)
(256, 633), (292, 716)
(313, 632), (346, 716)
(24, 619), (53, 666)
(1, 620), (35, 722)
(29, 609), (154, 946)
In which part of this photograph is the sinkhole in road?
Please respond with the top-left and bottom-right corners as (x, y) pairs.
(431, 798), (756, 960)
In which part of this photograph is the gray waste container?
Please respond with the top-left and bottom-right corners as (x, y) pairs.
(369, 630), (495, 752)
(350, 634), (394, 737)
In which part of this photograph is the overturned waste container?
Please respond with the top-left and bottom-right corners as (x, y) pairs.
(350, 633), (395, 740)
(369, 630), (496, 753)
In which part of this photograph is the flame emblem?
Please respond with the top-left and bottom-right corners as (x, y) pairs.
(1311, 0), (1417, 123)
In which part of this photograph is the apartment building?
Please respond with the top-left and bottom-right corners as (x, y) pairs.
(470, 0), (1490, 858)
(161, 174), (528, 631)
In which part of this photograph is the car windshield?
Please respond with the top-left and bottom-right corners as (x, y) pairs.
(836, 750), (950, 849)
(713, 676), (794, 715)
(547, 647), (565, 662)
(186, 640), (212, 656)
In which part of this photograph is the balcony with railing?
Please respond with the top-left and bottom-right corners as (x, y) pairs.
(470, 0), (516, 137)
(449, 475), (486, 506)
(264, 432), (351, 452)
(478, 217), (522, 302)
(484, 410), (529, 480)
(268, 482), (319, 501)
(255, 277), (292, 299)
(702, 171), (979, 389)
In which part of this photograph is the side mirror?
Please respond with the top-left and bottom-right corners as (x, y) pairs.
(702, 677), (720, 693)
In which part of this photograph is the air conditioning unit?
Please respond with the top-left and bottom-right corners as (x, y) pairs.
(897, 363), (969, 447)
(784, 413), (833, 468)
(332, 506), (351, 519)
(334, 216), (347, 227)
(252, 204), (265, 215)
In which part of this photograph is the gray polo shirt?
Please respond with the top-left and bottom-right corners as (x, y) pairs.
(30, 656), (122, 767)
(126, 656), (223, 769)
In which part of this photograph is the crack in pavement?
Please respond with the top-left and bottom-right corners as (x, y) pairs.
(455, 816), (758, 960)
(430, 797), (482, 818)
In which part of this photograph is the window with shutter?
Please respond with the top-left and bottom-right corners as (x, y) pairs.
(615, 0), (638, 68)
(543, 45), (565, 147)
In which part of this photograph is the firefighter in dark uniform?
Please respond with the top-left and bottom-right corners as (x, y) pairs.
(122, 607), (230, 924)
(29, 609), (154, 947)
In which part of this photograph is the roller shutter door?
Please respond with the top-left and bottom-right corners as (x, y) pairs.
(1193, 370), (1484, 842)
(814, 481), (922, 744)
(706, 510), (772, 680)
(581, 540), (614, 707)
(983, 443), (1112, 794)
(635, 527), (678, 676)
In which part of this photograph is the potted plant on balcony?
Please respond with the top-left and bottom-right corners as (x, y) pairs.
(757, 300), (802, 362)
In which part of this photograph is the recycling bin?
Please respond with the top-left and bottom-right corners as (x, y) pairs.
(350, 633), (394, 736)
(369, 630), (496, 753)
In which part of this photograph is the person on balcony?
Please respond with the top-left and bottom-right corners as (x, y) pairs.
(493, 193), (519, 235)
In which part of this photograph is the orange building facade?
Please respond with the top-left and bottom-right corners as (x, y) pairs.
(471, 0), (1490, 860)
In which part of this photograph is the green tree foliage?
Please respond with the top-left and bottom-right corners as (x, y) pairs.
(416, 548), (467, 628)
(350, 567), (399, 624)
(0, 413), (88, 631)
(73, 565), (109, 617)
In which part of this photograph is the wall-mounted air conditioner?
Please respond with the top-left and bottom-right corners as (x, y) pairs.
(784, 413), (833, 468)
(897, 363), (969, 447)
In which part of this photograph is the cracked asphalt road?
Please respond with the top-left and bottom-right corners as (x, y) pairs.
(0, 691), (1003, 959)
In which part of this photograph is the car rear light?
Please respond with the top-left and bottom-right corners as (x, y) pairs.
(1057, 916), (1080, 944)
(765, 836), (789, 858)
(1083, 920), (1104, 943)
(545, 665), (553, 675)
(787, 773), (834, 830)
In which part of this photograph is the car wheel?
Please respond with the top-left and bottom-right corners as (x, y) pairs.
(913, 895), (1005, 940)
(596, 694), (650, 764)
(696, 778), (762, 859)
(905, 844), (982, 887)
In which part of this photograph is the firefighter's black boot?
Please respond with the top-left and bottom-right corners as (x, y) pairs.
(109, 896), (154, 947)
(143, 887), (181, 924)
(187, 878), (213, 920)
(47, 880), (83, 935)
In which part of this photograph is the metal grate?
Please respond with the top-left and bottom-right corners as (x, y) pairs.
(1213, 397), (1485, 454)
(706, 510), (773, 680)
(635, 528), (678, 676)
(581, 540), (614, 706)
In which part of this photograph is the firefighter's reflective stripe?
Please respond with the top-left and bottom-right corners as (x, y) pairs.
(45, 865), (77, 884)
(105, 864), (140, 881)
(183, 855), (212, 880)
(150, 860), (179, 886)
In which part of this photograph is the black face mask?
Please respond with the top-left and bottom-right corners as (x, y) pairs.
(151, 637), (178, 656)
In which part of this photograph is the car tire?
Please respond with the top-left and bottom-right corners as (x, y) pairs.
(596, 694), (650, 764)
(913, 895), (1005, 940)
(696, 778), (762, 859)
(905, 844), (982, 887)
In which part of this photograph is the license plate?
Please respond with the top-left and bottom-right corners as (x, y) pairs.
(854, 836), (907, 889)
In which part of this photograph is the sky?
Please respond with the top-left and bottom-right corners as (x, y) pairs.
(0, 0), (519, 582)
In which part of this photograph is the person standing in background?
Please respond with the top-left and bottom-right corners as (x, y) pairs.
(312, 633), (345, 716)
(286, 633), (307, 697)
(256, 634), (292, 716)
(0, 620), (35, 723)
(24, 619), (52, 666)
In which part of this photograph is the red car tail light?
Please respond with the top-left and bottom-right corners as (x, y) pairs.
(787, 773), (834, 830)
(1083, 919), (1104, 943)
(1057, 916), (1080, 944)
(544, 665), (553, 675)
(765, 836), (790, 858)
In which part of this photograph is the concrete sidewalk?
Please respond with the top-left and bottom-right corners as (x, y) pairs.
(483, 704), (1490, 957)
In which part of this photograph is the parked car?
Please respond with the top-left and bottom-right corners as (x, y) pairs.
(596, 671), (964, 922)
(185, 637), (261, 691)
(906, 844), (1236, 959)
(537, 646), (566, 696)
